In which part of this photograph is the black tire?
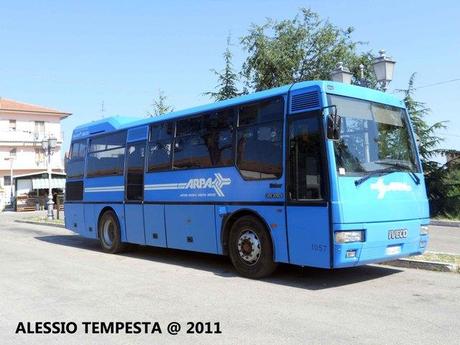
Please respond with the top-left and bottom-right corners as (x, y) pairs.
(98, 210), (126, 254)
(228, 215), (277, 279)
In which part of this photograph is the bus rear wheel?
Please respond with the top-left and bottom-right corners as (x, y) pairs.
(228, 215), (277, 279)
(98, 210), (126, 254)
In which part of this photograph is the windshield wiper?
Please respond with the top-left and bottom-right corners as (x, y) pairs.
(374, 160), (420, 185)
(354, 167), (398, 186)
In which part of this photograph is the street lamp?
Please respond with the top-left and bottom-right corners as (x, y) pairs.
(372, 49), (396, 91)
(42, 137), (57, 220)
(330, 62), (353, 84)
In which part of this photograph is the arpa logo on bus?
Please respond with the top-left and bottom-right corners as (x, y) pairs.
(370, 178), (412, 199)
(145, 173), (231, 197)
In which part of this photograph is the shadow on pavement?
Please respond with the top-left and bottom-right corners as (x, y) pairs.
(36, 234), (402, 291)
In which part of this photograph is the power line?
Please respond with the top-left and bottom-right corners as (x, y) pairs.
(415, 78), (460, 90)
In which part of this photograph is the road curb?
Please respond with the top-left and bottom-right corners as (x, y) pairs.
(430, 219), (460, 228)
(15, 219), (65, 229)
(383, 258), (458, 273)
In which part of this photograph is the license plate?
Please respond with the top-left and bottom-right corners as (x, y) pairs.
(386, 245), (401, 255)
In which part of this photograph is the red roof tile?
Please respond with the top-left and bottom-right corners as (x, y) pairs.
(0, 97), (71, 117)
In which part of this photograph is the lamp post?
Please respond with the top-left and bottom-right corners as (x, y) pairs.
(42, 137), (57, 220)
(330, 62), (353, 84)
(329, 50), (396, 92)
(372, 49), (396, 91)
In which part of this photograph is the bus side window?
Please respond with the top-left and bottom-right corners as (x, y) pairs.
(174, 115), (213, 169)
(86, 131), (126, 177)
(67, 140), (86, 179)
(236, 97), (284, 180)
(148, 122), (174, 171)
(170, 109), (235, 170)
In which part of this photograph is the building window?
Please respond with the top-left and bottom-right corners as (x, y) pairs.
(35, 148), (44, 165)
(9, 148), (16, 158)
(4, 176), (11, 186)
(34, 121), (45, 139)
(9, 120), (16, 131)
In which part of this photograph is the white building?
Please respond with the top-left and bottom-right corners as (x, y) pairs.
(0, 97), (71, 209)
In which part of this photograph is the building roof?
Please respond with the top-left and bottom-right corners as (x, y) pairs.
(14, 171), (66, 179)
(0, 97), (71, 118)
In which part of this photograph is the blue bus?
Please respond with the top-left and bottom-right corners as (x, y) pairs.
(64, 81), (429, 278)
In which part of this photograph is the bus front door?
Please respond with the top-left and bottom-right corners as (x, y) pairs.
(124, 141), (146, 245)
(285, 112), (330, 268)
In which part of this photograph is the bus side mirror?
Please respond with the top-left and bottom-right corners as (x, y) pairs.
(324, 105), (341, 141)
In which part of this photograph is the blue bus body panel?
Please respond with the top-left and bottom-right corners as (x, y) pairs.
(286, 206), (330, 268)
(127, 126), (148, 142)
(64, 203), (85, 235)
(165, 205), (217, 254)
(125, 204), (146, 245)
(321, 81), (405, 108)
(144, 205), (167, 247)
(144, 167), (282, 203)
(333, 173), (429, 224)
(84, 176), (124, 203)
(72, 116), (139, 140)
(83, 204), (97, 238)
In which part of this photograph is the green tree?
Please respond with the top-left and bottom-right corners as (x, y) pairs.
(240, 8), (369, 91)
(399, 73), (460, 217)
(147, 89), (174, 117)
(399, 73), (445, 165)
(205, 36), (243, 101)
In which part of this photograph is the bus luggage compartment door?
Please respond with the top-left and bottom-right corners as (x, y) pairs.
(165, 205), (217, 254)
(124, 203), (146, 244)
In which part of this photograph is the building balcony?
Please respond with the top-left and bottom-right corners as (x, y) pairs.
(0, 130), (63, 146)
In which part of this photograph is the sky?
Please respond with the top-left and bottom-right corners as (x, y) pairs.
(0, 0), (459, 159)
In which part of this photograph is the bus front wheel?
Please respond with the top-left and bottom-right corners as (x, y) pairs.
(98, 210), (126, 254)
(228, 215), (277, 279)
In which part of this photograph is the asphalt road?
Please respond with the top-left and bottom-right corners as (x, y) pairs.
(1, 213), (459, 345)
(427, 225), (460, 254)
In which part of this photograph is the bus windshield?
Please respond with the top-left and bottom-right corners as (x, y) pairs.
(328, 94), (419, 175)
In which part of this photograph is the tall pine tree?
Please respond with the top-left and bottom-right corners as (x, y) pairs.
(399, 73), (459, 217)
(205, 36), (242, 101)
(147, 89), (174, 117)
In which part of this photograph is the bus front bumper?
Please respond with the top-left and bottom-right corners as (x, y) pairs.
(332, 219), (429, 268)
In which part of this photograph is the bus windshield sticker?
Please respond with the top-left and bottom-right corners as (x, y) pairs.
(370, 178), (412, 199)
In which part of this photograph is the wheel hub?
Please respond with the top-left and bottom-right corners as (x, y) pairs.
(102, 220), (115, 247)
(237, 230), (261, 265)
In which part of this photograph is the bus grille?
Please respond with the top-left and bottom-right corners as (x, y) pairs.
(290, 91), (320, 113)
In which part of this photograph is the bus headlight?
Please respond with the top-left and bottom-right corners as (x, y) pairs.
(420, 225), (429, 235)
(335, 231), (365, 243)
